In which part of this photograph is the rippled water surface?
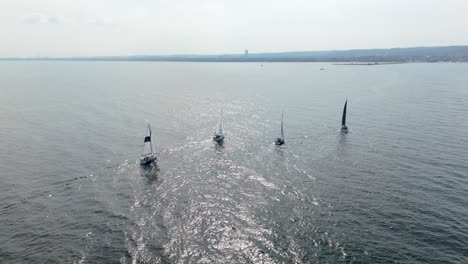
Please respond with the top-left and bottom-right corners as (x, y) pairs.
(0, 62), (467, 263)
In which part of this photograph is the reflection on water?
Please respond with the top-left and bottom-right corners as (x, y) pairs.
(273, 143), (286, 158)
(214, 140), (225, 150)
(139, 164), (161, 186)
(338, 132), (348, 146)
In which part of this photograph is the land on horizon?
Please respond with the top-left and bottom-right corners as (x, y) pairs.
(2, 46), (468, 63)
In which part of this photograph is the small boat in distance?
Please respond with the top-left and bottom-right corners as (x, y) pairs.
(320, 68), (325, 70)
(275, 110), (285, 145)
(341, 100), (349, 134)
(140, 124), (158, 165)
(213, 109), (225, 143)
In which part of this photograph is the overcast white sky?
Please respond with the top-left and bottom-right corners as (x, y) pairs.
(1, 0), (468, 57)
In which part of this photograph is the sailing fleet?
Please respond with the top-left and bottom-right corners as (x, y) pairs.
(140, 100), (349, 166)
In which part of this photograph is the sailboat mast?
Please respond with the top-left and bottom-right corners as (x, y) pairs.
(280, 111), (284, 138)
(220, 108), (224, 131)
(148, 124), (154, 154)
(342, 100), (347, 126)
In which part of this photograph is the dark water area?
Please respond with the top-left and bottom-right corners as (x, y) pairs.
(0, 62), (467, 263)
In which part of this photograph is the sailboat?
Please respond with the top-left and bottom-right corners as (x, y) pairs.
(140, 124), (158, 165)
(340, 100), (349, 134)
(213, 109), (225, 143)
(275, 110), (285, 145)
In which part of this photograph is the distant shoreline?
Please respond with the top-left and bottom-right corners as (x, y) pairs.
(1, 45), (468, 63)
(0, 59), (466, 64)
(333, 62), (406, 65)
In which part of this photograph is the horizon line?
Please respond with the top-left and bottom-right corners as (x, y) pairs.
(2, 45), (468, 59)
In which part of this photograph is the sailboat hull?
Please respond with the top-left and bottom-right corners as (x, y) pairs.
(275, 138), (285, 145)
(213, 135), (225, 143)
(340, 126), (348, 134)
(140, 155), (157, 165)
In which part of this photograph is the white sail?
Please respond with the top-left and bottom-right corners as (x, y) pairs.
(151, 138), (156, 155)
(274, 110), (285, 145)
(141, 124), (155, 156)
(215, 109), (224, 135)
(280, 111), (284, 139)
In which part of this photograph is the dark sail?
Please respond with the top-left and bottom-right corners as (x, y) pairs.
(342, 100), (347, 126)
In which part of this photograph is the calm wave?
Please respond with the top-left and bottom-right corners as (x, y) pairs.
(0, 62), (467, 263)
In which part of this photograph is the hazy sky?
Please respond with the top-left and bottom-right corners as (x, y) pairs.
(1, 0), (468, 57)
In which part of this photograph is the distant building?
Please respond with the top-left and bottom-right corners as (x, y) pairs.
(245, 49), (248, 56)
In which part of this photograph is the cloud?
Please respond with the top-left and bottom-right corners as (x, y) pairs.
(47, 16), (63, 24)
(86, 18), (115, 27)
(22, 14), (63, 24)
(23, 14), (46, 24)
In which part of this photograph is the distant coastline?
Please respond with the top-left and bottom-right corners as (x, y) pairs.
(2, 46), (468, 63)
(333, 62), (406, 66)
